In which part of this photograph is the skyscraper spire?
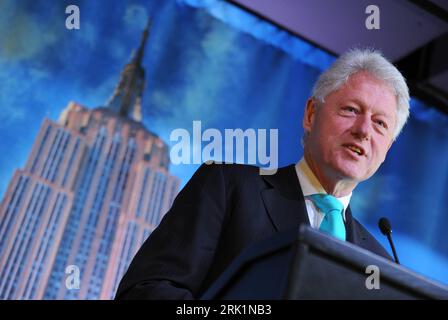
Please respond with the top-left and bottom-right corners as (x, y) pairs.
(134, 19), (151, 66)
(106, 19), (152, 122)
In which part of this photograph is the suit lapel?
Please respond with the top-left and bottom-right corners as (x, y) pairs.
(345, 206), (367, 246)
(259, 164), (382, 256)
(260, 165), (310, 232)
(261, 165), (369, 248)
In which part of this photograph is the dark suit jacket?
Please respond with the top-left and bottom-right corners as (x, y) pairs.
(115, 163), (391, 299)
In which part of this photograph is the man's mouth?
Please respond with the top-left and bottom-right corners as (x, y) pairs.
(343, 144), (366, 156)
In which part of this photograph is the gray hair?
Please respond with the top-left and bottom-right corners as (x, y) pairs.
(311, 48), (410, 140)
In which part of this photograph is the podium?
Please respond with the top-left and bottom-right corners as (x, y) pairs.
(201, 225), (448, 299)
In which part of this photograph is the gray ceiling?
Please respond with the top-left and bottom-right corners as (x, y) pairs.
(230, 0), (447, 61)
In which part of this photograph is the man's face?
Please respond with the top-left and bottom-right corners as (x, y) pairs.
(303, 71), (397, 185)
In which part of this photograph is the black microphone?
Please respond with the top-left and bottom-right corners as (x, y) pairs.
(378, 217), (400, 264)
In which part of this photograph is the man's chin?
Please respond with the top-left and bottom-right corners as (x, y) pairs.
(332, 165), (366, 182)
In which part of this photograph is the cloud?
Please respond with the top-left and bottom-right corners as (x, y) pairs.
(0, 47), (64, 127)
(78, 21), (98, 48)
(351, 174), (401, 218)
(123, 4), (148, 31)
(181, 0), (335, 70)
(0, 103), (26, 125)
(0, 0), (61, 62)
(0, 63), (44, 125)
(109, 38), (128, 61)
(82, 74), (121, 108)
(145, 13), (249, 129)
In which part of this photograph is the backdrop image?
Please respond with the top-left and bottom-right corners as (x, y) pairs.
(0, 0), (447, 299)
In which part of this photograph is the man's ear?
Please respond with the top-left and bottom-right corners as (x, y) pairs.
(303, 98), (317, 133)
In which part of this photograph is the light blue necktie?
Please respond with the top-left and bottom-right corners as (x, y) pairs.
(309, 194), (346, 241)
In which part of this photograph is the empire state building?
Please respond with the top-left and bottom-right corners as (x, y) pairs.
(0, 21), (180, 300)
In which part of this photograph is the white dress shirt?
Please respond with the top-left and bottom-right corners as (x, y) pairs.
(294, 158), (352, 229)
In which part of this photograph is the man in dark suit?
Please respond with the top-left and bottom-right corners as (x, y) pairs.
(115, 48), (410, 299)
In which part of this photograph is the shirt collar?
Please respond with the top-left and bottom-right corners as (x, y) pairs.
(295, 157), (352, 212)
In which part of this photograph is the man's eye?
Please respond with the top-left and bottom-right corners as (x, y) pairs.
(344, 106), (357, 113)
(376, 120), (388, 129)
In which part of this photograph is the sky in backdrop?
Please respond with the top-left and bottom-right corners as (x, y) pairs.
(1, 0), (448, 285)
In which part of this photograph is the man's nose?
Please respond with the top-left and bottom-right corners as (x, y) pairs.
(351, 115), (371, 141)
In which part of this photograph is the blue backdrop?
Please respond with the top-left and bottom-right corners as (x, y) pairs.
(0, 0), (447, 287)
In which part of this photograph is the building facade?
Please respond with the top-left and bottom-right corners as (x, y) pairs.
(0, 21), (180, 300)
